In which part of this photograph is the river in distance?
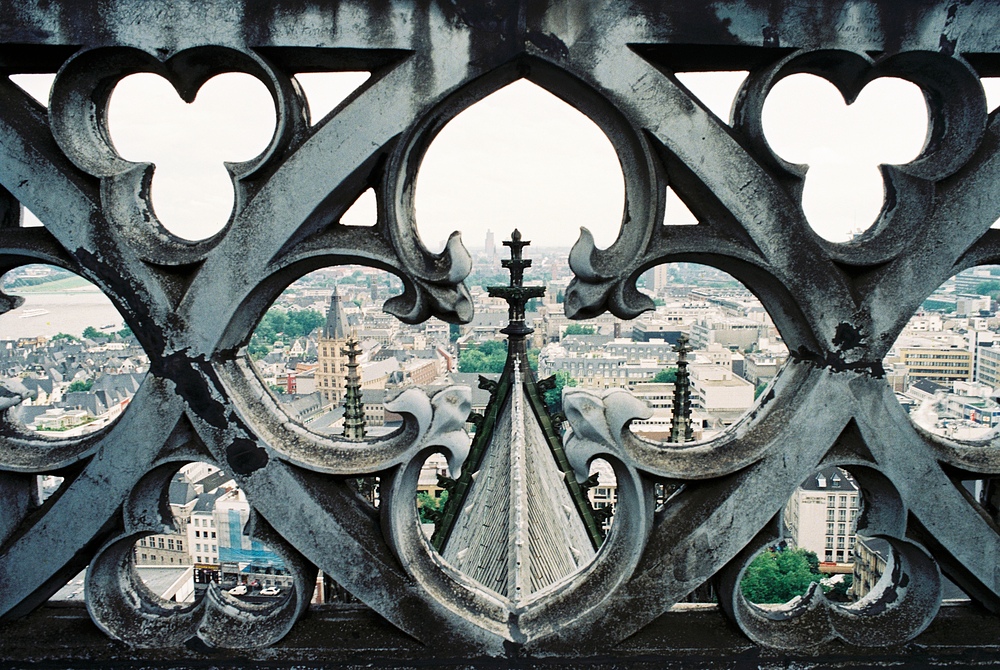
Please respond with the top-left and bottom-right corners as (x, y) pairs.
(0, 290), (125, 340)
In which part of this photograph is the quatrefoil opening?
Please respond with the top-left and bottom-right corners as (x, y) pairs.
(739, 467), (863, 608)
(129, 462), (299, 608)
(88, 461), (316, 649)
(718, 465), (941, 650)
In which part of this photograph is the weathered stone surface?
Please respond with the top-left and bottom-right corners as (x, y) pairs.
(3, 602), (1000, 668)
(1, 0), (1000, 662)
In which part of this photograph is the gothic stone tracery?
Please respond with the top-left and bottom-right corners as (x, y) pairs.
(0, 0), (1000, 660)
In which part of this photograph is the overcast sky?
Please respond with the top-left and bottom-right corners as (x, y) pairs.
(11, 70), (1000, 252)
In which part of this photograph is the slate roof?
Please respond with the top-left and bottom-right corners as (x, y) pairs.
(800, 466), (859, 492)
(323, 286), (348, 339)
(360, 388), (387, 405)
(279, 391), (324, 421)
(441, 366), (594, 599)
(428, 372), (498, 409)
(432, 233), (601, 603)
(192, 488), (228, 513)
(911, 379), (947, 395)
(14, 404), (51, 425)
(22, 377), (54, 396)
(61, 391), (107, 416)
(308, 407), (345, 435)
(195, 470), (233, 495)
(91, 372), (143, 396)
(168, 474), (198, 505)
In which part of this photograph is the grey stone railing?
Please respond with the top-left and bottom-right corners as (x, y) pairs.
(2, 1), (1000, 664)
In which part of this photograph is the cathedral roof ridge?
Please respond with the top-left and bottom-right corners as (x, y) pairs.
(431, 232), (603, 600)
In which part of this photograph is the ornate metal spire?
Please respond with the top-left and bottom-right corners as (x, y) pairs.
(431, 231), (603, 600)
(488, 229), (545, 338)
(669, 334), (694, 443)
(341, 333), (366, 441)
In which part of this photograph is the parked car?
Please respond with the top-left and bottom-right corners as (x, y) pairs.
(228, 584), (247, 595)
(259, 587), (281, 596)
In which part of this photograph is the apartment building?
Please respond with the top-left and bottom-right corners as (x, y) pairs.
(783, 467), (861, 566)
(896, 345), (973, 384)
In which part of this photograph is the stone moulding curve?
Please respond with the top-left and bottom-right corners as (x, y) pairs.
(1, 0), (1000, 661)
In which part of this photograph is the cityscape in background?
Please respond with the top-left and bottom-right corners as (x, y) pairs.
(3, 228), (995, 605)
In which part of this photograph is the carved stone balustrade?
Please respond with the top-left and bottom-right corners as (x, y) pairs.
(2, 1), (1000, 666)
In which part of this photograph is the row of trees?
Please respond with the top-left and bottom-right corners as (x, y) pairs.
(457, 340), (507, 374)
(3, 268), (75, 289)
(740, 547), (852, 604)
(653, 367), (677, 383)
(457, 341), (541, 374)
(67, 378), (94, 393)
(456, 341), (576, 413)
(975, 280), (1000, 301)
(51, 325), (134, 344)
(249, 308), (325, 359)
(82, 325), (133, 340)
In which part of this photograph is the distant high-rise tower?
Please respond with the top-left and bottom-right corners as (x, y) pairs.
(653, 264), (669, 294)
(341, 334), (366, 441)
(316, 286), (350, 405)
(485, 229), (496, 265)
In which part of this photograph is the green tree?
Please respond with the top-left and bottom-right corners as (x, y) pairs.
(803, 550), (820, 575)
(82, 326), (103, 340)
(118, 325), (133, 339)
(740, 549), (823, 604)
(544, 371), (577, 414)
(458, 349), (488, 373)
(248, 307), (323, 359)
(975, 280), (1000, 297)
(755, 382), (769, 399)
(285, 309), (324, 339)
(260, 309), (288, 339)
(417, 490), (449, 523)
(248, 339), (270, 360)
(67, 378), (94, 393)
(527, 347), (539, 372)
(477, 340), (506, 358)
(449, 323), (461, 342)
(458, 340), (507, 373)
(564, 324), (595, 336)
(50, 333), (78, 343)
(653, 367), (678, 383)
(826, 574), (853, 602)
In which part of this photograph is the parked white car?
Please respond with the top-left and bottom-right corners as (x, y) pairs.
(228, 584), (247, 595)
(259, 587), (281, 596)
